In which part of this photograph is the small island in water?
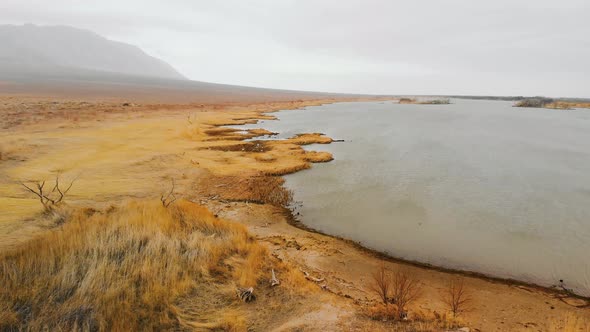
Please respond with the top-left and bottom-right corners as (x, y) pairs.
(514, 97), (590, 110)
(399, 97), (451, 105)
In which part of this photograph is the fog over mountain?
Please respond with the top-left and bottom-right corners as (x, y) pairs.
(0, 24), (362, 103)
(0, 24), (185, 80)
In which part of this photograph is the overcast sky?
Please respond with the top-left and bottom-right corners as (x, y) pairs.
(1, 0), (589, 97)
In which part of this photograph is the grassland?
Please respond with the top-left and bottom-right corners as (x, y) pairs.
(0, 200), (312, 330)
(1, 95), (589, 331)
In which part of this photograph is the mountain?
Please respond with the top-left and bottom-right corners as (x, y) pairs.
(0, 24), (186, 80)
(0, 24), (376, 103)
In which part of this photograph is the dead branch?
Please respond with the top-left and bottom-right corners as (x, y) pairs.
(301, 269), (325, 283)
(20, 176), (76, 211)
(270, 269), (280, 287)
(160, 179), (178, 207)
(187, 113), (196, 125)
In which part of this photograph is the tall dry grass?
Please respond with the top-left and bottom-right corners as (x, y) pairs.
(197, 174), (294, 206)
(550, 313), (590, 332)
(0, 200), (281, 331)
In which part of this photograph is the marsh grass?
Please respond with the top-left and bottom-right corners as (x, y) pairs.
(0, 200), (285, 331)
(205, 142), (271, 153)
(197, 174), (294, 207)
(550, 313), (590, 332)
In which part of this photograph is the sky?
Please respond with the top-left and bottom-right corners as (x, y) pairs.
(1, 0), (589, 97)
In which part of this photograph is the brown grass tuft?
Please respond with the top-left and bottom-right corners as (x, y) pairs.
(303, 151), (333, 163)
(197, 173), (294, 206)
(205, 141), (271, 153)
(550, 313), (590, 332)
(288, 133), (332, 145)
(365, 303), (397, 321)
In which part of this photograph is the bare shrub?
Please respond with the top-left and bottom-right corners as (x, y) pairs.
(160, 179), (178, 207)
(391, 270), (422, 319)
(442, 277), (471, 318)
(20, 176), (76, 212)
(369, 263), (392, 304)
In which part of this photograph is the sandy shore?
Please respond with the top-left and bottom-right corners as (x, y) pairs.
(1, 95), (589, 331)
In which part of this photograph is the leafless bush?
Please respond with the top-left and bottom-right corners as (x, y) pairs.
(442, 277), (471, 318)
(369, 263), (392, 304)
(160, 179), (178, 207)
(391, 270), (422, 319)
(367, 264), (422, 320)
(20, 176), (76, 212)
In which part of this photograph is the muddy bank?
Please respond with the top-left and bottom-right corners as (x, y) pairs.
(208, 101), (590, 331)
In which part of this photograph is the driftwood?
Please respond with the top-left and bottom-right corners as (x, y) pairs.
(270, 269), (280, 287)
(301, 269), (325, 283)
(237, 287), (255, 302)
(187, 113), (196, 124)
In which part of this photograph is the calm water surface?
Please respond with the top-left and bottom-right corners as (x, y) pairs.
(234, 99), (590, 296)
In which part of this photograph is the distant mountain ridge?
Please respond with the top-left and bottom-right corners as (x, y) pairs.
(0, 24), (186, 80)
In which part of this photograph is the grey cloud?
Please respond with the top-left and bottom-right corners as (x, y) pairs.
(0, 0), (588, 97)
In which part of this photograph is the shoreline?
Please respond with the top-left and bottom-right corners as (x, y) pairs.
(225, 100), (590, 303)
(286, 211), (590, 304)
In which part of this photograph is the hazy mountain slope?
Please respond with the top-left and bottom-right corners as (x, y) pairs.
(0, 24), (185, 80)
(0, 62), (355, 103)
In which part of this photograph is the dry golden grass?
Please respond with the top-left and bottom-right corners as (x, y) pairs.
(365, 303), (398, 321)
(196, 173), (294, 207)
(363, 304), (464, 331)
(303, 151), (334, 163)
(0, 200), (295, 331)
(205, 141), (271, 153)
(550, 313), (590, 332)
(287, 133), (333, 145)
(546, 102), (590, 110)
